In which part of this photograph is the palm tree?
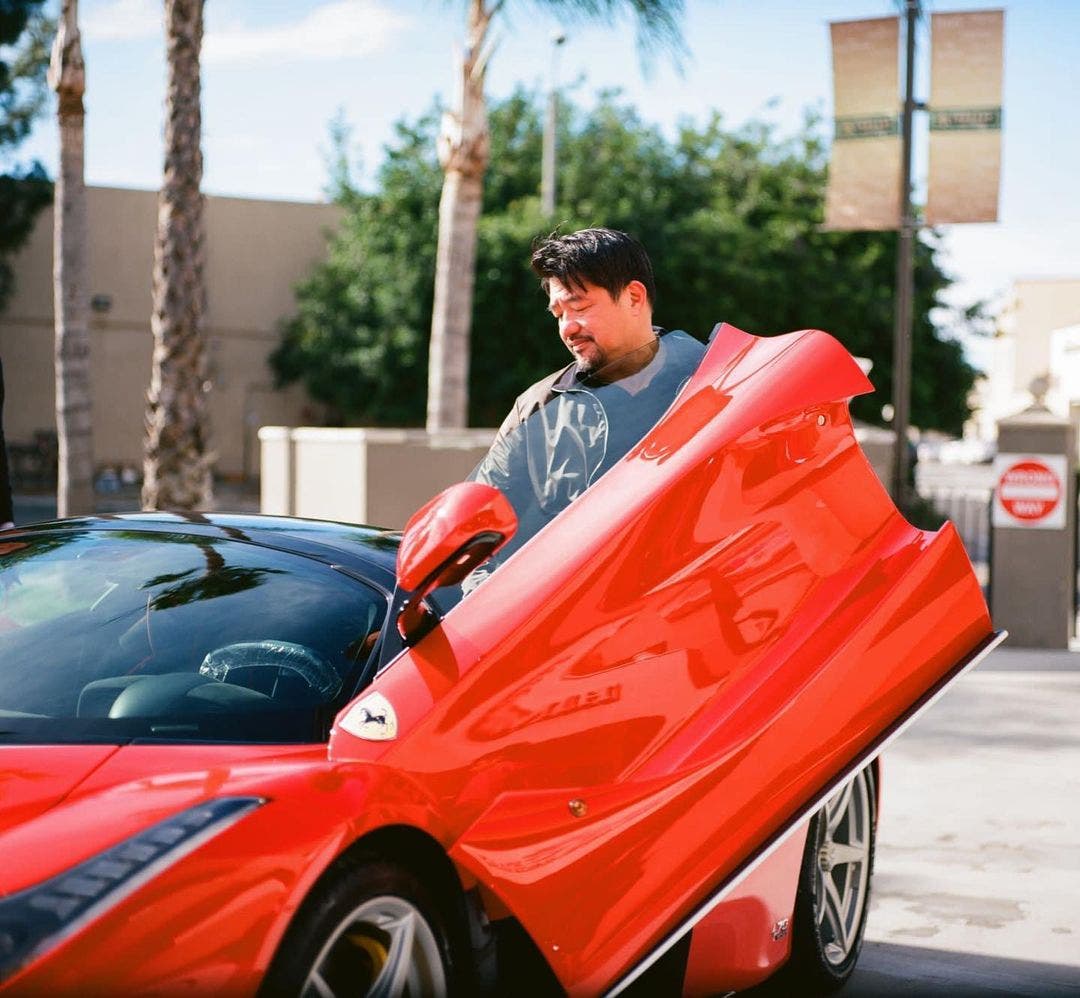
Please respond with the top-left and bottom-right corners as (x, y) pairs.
(142, 0), (212, 511)
(426, 0), (686, 432)
(48, 0), (93, 516)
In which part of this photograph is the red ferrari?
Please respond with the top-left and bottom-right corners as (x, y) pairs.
(0, 324), (1000, 996)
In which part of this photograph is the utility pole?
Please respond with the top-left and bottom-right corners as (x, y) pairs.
(541, 31), (566, 216)
(891, 0), (921, 505)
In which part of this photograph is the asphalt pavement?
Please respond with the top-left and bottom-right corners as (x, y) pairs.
(847, 646), (1080, 996)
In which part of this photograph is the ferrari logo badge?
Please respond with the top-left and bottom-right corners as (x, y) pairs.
(341, 692), (398, 741)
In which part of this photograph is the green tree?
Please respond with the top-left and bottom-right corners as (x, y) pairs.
(276, 90), (979, 436)
(0, 0), (53, 313)
(273, 112), (442, 425)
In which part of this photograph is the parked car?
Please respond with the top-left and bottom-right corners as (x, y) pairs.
(0, 324), (1000, 996)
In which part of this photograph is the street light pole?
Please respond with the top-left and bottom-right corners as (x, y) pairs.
(541, 31), (566, 216)
(891, 0), (921, 506)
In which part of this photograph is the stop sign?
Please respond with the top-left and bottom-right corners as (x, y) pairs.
(993, 454), (1068, 529)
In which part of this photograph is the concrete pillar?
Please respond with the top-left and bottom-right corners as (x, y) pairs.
(991, 405), (1077, 648)
(258, 427), (496, 529)
(854, 423), (895, 491)
(258, 426), (294, 516)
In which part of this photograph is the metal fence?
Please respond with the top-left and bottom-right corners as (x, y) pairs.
(921, 486), (992, 567)
(916, 460), (993, 589)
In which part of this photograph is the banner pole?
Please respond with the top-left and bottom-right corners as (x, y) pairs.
(891, 0), (920, 506)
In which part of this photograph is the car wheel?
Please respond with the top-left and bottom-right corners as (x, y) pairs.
(260, 857), (454, 998)
(779, 765), (877, 994)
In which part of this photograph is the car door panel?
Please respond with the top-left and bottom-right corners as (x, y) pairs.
(330, 324), (993, 993)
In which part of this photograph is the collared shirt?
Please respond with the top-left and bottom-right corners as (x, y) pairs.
(465, 329), (705, 591)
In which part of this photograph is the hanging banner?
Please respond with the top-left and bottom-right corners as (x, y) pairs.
(823, 17), (900, 231)
(926, 9), (1004, 224)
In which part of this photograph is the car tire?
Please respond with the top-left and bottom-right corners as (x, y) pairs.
(260, 855), (457, 998)
(771, 765), (877, 995)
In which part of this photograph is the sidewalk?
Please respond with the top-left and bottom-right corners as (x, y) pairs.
(850, 644), (1080, 996)
(980, 645), (1080, 672)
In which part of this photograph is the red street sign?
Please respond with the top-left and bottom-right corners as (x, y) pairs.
(998, 459), (1062, 522)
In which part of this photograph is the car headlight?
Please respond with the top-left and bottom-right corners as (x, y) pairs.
(0, 796), (265, 983)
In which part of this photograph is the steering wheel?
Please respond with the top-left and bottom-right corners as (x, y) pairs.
(198, 640), (342, 700)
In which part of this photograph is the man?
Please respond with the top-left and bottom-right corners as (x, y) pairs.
(466, 227), (704, 586)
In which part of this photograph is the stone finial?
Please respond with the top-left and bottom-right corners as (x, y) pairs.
(1029, 373), (1051, 409)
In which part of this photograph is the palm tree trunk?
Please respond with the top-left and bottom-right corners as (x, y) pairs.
(48, 0), (94, 517)
(143, 0), (212, 511)
(427, 0), (495, 432)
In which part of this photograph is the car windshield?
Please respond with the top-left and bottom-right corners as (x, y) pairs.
(0, 530), (386, 744)
(465, 328), (705, 590)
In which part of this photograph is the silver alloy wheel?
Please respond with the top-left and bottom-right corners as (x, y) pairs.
(300, 895), (447, 998)
(814, 769), (874, 966)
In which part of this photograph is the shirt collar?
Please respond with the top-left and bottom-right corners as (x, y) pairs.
(553, 327), (669, 392)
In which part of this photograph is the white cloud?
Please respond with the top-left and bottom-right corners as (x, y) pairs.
(204, 1), (412, 66)
(82, 0), (160, 42)
(80, 1), (411, 62)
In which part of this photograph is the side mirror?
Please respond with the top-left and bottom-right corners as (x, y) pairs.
(395, 482), (517, 643)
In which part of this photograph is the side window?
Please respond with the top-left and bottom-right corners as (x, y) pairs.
(0, 532), (386, 740)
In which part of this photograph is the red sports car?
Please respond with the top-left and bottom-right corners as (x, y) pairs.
(0, 324), (1000, 996)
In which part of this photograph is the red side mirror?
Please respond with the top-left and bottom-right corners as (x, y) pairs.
(396, 482), (517, 643)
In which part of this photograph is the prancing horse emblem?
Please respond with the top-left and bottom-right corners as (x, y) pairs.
(341, 692), (398, 741)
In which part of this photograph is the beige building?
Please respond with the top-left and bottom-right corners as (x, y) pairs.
(975, 278), (1080, 441)
(0, 185), (340, 480)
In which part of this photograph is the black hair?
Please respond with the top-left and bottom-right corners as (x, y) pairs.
(530, 227), (656, 307)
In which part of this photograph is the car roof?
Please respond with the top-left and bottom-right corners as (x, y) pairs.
(4, 513), (403, 587)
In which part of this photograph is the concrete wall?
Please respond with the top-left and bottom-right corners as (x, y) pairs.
(854, 423), (894, 490)
(260, 428), (496, 529)
(0, 186), (340, 478)
(1008, 279), (1080, 399)
(262, 422), (895, 530)
(983, 279), (1080, 429)
(1047, 323), (1080, 427)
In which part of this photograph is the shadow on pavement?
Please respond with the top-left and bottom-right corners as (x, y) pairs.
(844, 940), (1080, 996)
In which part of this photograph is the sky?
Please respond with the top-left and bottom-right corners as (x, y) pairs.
(8, 0), (1080, 371)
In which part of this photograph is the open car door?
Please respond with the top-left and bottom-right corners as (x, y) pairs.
(331, 323), (1000, 995)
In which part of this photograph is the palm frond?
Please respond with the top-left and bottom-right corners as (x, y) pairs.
(520, 0), (688, 67)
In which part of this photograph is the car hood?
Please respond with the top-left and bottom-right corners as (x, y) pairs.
(0, 745), (120, 836)
(0, 742), (326, 895)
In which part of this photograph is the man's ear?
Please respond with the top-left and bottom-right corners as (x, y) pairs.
(624, 280), (648, 313)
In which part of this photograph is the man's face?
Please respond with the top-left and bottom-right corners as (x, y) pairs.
(546, 277), (651, 376)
